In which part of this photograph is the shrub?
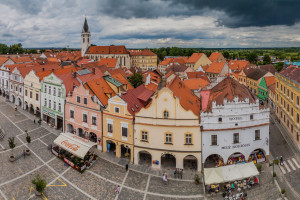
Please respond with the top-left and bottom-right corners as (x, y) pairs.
(8, 137), (16, 157)
(26, 133), (31, 145)
(256, 164), (262, 172)
(32, 174), (47, 193)
(281, 189), (285, 194)
(273, 172), (277, 177)
(194, 174), (200, 184)
(274, 159), (279, 165)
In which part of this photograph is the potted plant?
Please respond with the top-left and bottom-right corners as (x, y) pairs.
(25, 131), (31, 155)
(194, 174), (200, 184)
(124, 153), (130, 158)
(273, 172), (277, 178)
(32, 174), (47, 196)
(8, 137), (16, 162)
(281, 189), (286, 198)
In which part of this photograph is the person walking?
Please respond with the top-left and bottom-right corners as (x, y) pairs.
(125, 163), (129, 172)
(280, 156), (283, 166)
(116, 185), (120, 194)
(180, 169), (183, 179)
(34, 119), (36, 124)
(174, 169), (177, 178)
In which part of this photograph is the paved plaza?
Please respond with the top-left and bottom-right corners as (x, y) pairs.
(0, 97), (287, 200)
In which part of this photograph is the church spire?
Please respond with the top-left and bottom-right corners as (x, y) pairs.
(82, 17), (90, 33)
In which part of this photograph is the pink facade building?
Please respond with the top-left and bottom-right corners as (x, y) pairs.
(65, 83), (102, 149)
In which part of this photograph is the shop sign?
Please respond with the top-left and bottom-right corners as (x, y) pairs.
(221, 143), (250, 150)
(257, 158), (265, 163)
(43, 109), (55, 117)
(64, 158), (75, 167)
(61, 140), (80, 151)
(229, 117), (243, 121)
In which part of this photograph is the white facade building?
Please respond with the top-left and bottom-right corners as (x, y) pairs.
(9, 67), (25, 107)
(200, 77), (270, 168)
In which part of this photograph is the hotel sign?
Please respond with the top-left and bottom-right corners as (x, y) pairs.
(221, 143), (250, 150)
(229, 117), (243, 121)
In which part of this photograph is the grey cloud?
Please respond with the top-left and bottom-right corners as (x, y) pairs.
(1, 0), (46, 15)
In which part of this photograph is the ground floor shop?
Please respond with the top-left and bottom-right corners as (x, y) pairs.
(102, 137), (133, 163)
(52, 132), (98, 173)
(65, 121), (102, 150)
(133, 146), (202, 171)
(42, 108), (64, 131)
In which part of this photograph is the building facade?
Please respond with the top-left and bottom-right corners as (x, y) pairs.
(186, 53), (212, 71)
(275, 66), (300, 147)
(130, 49), (157, 71)
(0, 64), (13, 98)
(24, 70), (42, 116)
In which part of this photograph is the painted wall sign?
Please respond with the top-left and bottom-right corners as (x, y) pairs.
(61, 140), (80, 151)
(229, 117), (243, 121)
(221, 143), (250, 150)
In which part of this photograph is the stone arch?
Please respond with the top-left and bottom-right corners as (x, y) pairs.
(138, 150), (152, 166)
(204, 154), (225, 168)
(227, 152), (246, 165)
(183, 155), (198, 171)
(17, 97), (22, 107)
(66, 123), (74, 133)
(161, 153), (176, 169)
(247, 148), (267, 163)
(89, 132), (97, 143)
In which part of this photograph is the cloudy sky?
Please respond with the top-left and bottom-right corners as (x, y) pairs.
(1, 0), (300, 48)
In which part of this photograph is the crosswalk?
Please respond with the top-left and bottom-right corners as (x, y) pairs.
(279, 158), (300, 174)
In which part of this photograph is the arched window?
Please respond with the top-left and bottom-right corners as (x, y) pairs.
(163, 110), (169, 119)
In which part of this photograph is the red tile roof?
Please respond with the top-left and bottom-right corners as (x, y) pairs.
(264, 76), (275, 87)
(167, 76), (200, 116)
(10, 56), (33, 64)
(121, 85), (154, 116)
(278, 65), (300, 84)
(0, 57), (9, 65)
(186, 71), (210, 82)
(158, 57), (188, 66)
(228, 60), (249, 71)
(47, 57), (60, 62)
(97, 58), (117, 68)
(76, 68), (104, 83)
(204, 77), (256, 112)
(130, 49), (156, 56)
(209, 52), (223, 62)
(187, 53), (204, 64)
(183, 79), (210, 90)
(206, 62), (226, 74)
(56, 73), (80, 95)
(86, 46), (129, 55)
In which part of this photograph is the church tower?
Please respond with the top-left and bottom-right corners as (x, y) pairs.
(81, 17), (91, 57)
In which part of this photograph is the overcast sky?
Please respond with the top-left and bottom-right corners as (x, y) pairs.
(1, 0), (300, 48)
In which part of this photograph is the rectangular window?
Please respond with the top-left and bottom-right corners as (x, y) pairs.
(53, 87), (56, 96)
(297, 113), (299, 124)
(218, 117), (222, 122)
(77, 96), (81, 103)
(115, 107), (120, 113)
(211, 135), (217, 145)
(122, 127), (128, 137)
(107, 123), (113, 133)
(30, 91), (32, 99)
(53, 101), (56, 110)
(281, 85), (282, 91)
(284, 86), (285, 94)
(255, 130), (260, 140)
(165, 133), (172, 144)
(287, 88), (289, 97)
(297, 96), (299, 106)
(36, 93), (38, 101)
(44, 85), (47, 93)
(233, 133), (239, 144)
(83, 114), (87, 123)
(185, 134), (192, 144)
(58, 103), (61, 112)
(276, 82), (278, 88)
(48, 100), (51, 109)
(25, 90), (27, 96)
(70, 110), (74, 118)
(84, 98), (88, 105)
(49, 86), (51, 94)
(92, 116), (97, 125)
(19, 88), (21, 92)
(44, 98), (47, 106)
(141, 131), (148, 141)
(291, 107), (294, 117)
(291, 92), (294, 101)
(250, 114), (253, 120)
(58, 88), (61, 97)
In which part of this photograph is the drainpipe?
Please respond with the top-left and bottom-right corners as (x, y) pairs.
(100, 106), (104, 152)
(132, 117), (135, 164)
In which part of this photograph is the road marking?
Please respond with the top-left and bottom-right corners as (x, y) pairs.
(292, 158), (300, 169)
(0, 188), (8, 200)
(279, 165), (286, 174)
(29, 186), (47, 200)
(47, 178), (67, 187)
(15, 118), (30, 124)
(115, 170), (129, 200)
(38, 138), (48, 147)
(143, 175), (151, 200)
(283, 161), (291, 172)
(288, 159), (296, 171)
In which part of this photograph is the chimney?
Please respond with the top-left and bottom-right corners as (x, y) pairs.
(42, 68), (45, 72)
(92, 67), (95, 74)
(51, 69), (54, 73)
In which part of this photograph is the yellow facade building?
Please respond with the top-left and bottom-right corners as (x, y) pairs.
(130, 49), (157, 71)
(246, 69), (273, 95)
(275, 66), (300, 147)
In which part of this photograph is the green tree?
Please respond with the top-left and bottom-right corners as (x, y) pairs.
(223, 51), (230, 59)
(0, 43), (9, 54)
(246, 52), (258, 64)
(263, 54), (271, 64)
(275, 62), (284, 72)
(128, 72), (144, 88)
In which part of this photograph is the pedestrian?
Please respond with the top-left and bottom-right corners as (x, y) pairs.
(125, 164), (128, 172)
(174, 169), (177, 178)
(180, 169), (183, 179)
(116, 185), (120, 194)
(163, 172), (167, 185)
(280, 156), (283, 166)
(33, 119), (35, 124)
(107, 143), (110, 152)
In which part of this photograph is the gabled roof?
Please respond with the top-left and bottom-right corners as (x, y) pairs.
(183, 79), (210, 91)
(10, 57), (32, 64)
(209, 52), (223, 62)
(264, 76), (275, 87)
(247, 69), (267, 80)
(130, 49), (156, 56)
(76, 68), (104, 83)
(0, 57), (9, 65)
(206, 62), (226, 74)
(165, 63), (188, 74)
(167, 76), (200, 116)
(97, 58), (117, 68)
(268, 83), (276, 94)
(187, 53), (204, 64)
(103, 75), (123, 87)
(47, 57), (60, 62)
(278, 65), (300, 84)
(86, 46), (129, 55)
(228, 60), (249, 71)
(204, 77), (256, 112)
(259, 64), (277, 75)
(121, 85), (154, 116)
(56, 73), (80, 95)
(158, 57), (188, 66)
(186, 71), (210, 82)
(85, 77), (116, 106)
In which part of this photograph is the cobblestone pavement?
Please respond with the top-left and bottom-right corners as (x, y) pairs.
(0, 97), (206, 200)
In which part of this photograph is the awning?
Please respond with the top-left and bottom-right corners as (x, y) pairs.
(204, 162), (259, 185)
(53, 132), (97, 159)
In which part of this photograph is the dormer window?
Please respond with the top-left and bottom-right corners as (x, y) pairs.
(115, 107), (120, 113)
(163, 110), (169, 119)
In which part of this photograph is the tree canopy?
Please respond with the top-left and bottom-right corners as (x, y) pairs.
(128, 72), (144, 88)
